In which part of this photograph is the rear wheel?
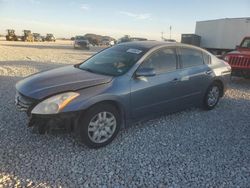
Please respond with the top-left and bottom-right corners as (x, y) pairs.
(76, 103), (120, 148)
(203, 83), (221, 110)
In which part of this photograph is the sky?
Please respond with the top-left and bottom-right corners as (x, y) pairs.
(0, 0), (249, 41)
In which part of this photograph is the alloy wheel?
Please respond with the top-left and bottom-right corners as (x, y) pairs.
(87, 111), (117, 144)
(207, 86), (220, 107)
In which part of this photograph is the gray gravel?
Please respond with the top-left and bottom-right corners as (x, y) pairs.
(1, 58), (250, 187)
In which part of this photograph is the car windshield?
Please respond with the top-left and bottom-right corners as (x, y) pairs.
(79, 45), (146, 76)
(241, 38), (250, 48)
(76, 36), (86, 40)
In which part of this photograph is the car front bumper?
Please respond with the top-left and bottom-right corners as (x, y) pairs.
(15, 91), (81, 132)
(29, 111), (80, 133)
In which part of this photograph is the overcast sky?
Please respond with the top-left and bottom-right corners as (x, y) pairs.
(0, 0), (249, 41)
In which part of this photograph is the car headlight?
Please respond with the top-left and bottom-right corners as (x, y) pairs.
(224, 55), (230, 62)
(31, 92), (80, 114)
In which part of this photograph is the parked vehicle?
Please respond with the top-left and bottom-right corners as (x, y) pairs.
(164, 39), (177, 43)
(44, 34), (56, 42)
(195, 17), (250, 56)
(22, 30), (34, 42)
(117, 35), (147, 44)
(6, 29), (18, 41)
(15, 41), (231, 148)
(181, 34), (201, 46)
(33, 33), (43, 42)
(109, 40), (116, 46)
(224, 37), (250, 79)
(74, 36), (90, 49)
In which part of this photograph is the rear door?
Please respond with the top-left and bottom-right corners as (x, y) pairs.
(177, 47), (213, 106)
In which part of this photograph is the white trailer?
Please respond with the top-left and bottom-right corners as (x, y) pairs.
(195, 17), (250, 55)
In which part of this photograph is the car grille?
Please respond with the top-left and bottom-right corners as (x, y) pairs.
(229, 56), (250, 69)
(15, 92), (36, 112)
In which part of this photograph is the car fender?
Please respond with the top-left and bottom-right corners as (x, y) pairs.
(61, 83), (130, 118)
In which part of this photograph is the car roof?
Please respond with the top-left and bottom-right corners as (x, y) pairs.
(116, 40), (203, 51)
(116, 41), (167, 49)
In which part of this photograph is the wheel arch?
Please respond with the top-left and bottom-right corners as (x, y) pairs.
(212, 79), (224, 97)
(83, 100), (127, 129)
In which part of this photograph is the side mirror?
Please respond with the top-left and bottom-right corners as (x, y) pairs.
(135, 67), (156, 77)
(236, 45), (240, 50)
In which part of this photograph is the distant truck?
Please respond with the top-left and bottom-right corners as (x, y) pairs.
(181, 34), (201, 46)
(6, 29), (18, 41)
(22, 30), (34, 42)
(224, 37), (250, 79)
(117, 35), (147, 44)
(44, 34), (56, 42)
(195, 17), (250, 56)
(33, 33), (43, 42)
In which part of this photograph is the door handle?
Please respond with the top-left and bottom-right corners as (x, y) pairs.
(205, 70), (213, 75)
(171, 78), (179, 83)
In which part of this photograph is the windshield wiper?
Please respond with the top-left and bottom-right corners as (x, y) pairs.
(76, 66), (115, 76)
(78, 67), (96, 73)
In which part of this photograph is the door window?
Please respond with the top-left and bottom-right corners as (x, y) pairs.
(140, 48), (177, 74)
(179, 48), (204, 68)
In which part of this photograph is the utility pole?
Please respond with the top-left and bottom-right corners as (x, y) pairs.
(169, 26), (172, 40)
(161, 31), (164, 41)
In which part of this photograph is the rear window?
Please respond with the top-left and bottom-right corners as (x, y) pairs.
(140, 48), (177, 74)
(179, 48), (204, 68)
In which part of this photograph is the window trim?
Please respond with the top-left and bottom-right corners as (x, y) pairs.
(137, 47), (179, 75)
(202, 51), (211, 65)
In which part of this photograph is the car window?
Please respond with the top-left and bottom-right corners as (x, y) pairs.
(140, 48), (177, 74)
(179, 48), (204, 68)
(241, 38), (250, 48)
(203, 51), (211, 64)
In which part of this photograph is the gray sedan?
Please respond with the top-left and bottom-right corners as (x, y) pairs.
(15, 41), (231, 148)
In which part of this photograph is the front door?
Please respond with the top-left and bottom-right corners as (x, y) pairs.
(130, 47), (183, 119)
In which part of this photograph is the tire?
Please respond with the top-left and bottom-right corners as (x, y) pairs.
(203, 83), (221, 110)
(76, 103), (121, 148)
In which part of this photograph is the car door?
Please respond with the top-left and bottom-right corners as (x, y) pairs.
(177, 47), (214, 106)
(130, 47), (184, 119)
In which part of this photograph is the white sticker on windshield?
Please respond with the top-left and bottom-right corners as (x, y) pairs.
(127, 48), (142, 54)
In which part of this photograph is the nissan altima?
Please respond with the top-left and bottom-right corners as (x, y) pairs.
(15, 41), (231, 148)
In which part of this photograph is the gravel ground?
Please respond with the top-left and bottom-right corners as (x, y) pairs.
(0, 40), (250, 187)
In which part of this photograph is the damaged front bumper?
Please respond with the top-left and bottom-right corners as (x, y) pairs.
(28, 111), (80, 134)
(15, 92), (82, 134)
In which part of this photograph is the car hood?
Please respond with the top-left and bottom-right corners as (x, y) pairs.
(228, 50), (250, 56)
(16, 65), (113, 99)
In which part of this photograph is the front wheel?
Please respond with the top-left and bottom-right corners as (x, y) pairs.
(76, 104), (120, 148)
(203, 83), (221, 110)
